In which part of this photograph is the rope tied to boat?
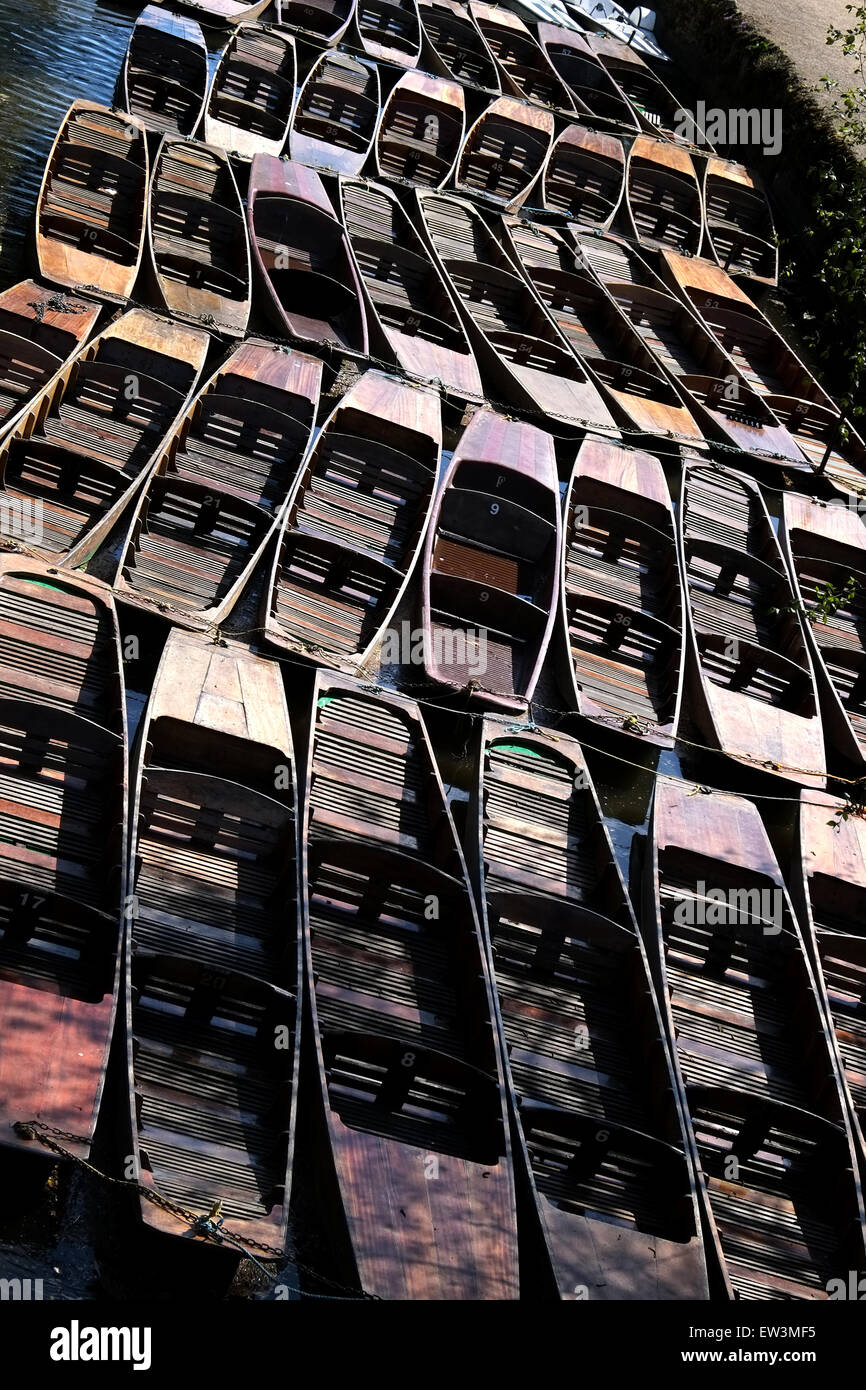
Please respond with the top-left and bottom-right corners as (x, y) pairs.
(12, 1120), (380, 1300)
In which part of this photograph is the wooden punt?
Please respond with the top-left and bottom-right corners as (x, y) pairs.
(340, 178), (483, 400)
(558, 439), (685, 747)
(763, 400), (866, 499)
(248, 156), (368, 355)
(795, 790), (866, 1176)
(780, 493), (866, 773)
(0, 558), (126, 1161)
(121, 5), (209, 140)
(263, 370), (439, 671)
(453, 96), (554, 212)
(470, 721), (708, 1299)
(537, 24), (640, 131)
(625, 136), (703, 257)
(204, 24), (296, 161)
(354, 0), (423, 69)
(150, 0), (273, 25)
(148, 136), (251, 339)
(644, 779), (866, 1299)
(289, 50), (381, 178)
(678, 460), (825, 787)
(660, 250), (836, 415)
(35, 101), (149, 305)
(541, 124), (625, 231)
(113, 339), (322, 631)
(125, 627), (301, 1246)
(277, 0), (356, 47)
(586, 32), (699, 143)
(702, 157), (778, 290)
(417, 0), (501, 94)
(588, 236), (807, 464)
(373, 70), (465, 190)
(469, 3), (575, 116)
(0, 282), (100, 446)
(0, 310), (209, 567)
(302, 671), (518, 1298)
(416, 191), (616, 427)
(500, 216), (700, 438)
(420, 408), (561, 715)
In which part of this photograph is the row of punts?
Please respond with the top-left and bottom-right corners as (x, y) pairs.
(1, 557), (865, 1301)
(0, 308), (863, 787)
(2, 0), (866, 1305)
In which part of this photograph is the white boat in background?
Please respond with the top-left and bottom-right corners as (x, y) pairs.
(564, 0), (671, 62)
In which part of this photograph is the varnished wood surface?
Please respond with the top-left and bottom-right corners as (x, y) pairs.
(678, 461), (826, 787)
(36, 101), (149, 304)
(559, 438), (685, 747)
(646, 778), (866, 1299)
(469, 4), (575, 116)
(471, 719), (708, 1298)
(277, 0), (356, 47)
(454, 95), (554, 211)
(126, 627), (300, 1244)
(0, 308), (209, 568)
(417, 0), (501, 93)
(340, 177), (484, 400)
(781, 492), (866, 771)
(122, 6), (209, 139)
(288, 49), (381, 178)
(204, 24), (297, 161)
(113, 338), (322, 630)
(0, 560), (126, 1160)
(373, 69), (466, 190)
(537, 23), (640, 133)
(148, 136), (252, 339)
(262, 368), (440, 669)
(248, 154), (368, 354)
(301, 670), (519, 1298)
(0, 281), (101, 446)
(625, 136), (702, 257)
(420, 407), (561, 714)
(354, 0), (423, 69)
(541, 123), (625, 232)
(150, 0), (273, 24)
(416, 191), (617, 427)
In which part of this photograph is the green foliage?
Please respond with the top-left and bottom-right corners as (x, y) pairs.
(808, 575), (859, 624)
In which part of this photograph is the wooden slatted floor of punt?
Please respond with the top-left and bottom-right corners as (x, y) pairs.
(481, 736), (635, 915)
(455, 109), (551, 207)
(796, 558), (866, 747)
(128, 630), (299, 1242)
(291, 53), (380, 167)
(269, 372), (438, 666)
(305, 676), (517, 1300)
(132, 959), (294, 1226)
(308, 685), (455, 864)
(0, 320), (203, 560)
(125, 18), (207, 137)
(0, 570), (119, 717)
(682, 465), (814, 711)
(478, 725), (705, 1297)
(799, 796), (866, 1167)
(0, 561), (125, 1158)
(208, 29), (295, 144)
(357, 0), (421, 61)
(40, 107), (146, 267)
(419, 2), (499, 90)
(119, 348), (319, 619)
(342, 182), (465, 350)
(651, 783), (866, 1299)
(562, 451), (682, 736)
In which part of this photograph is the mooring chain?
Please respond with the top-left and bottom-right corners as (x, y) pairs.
(13, 1120), (379, 1300)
